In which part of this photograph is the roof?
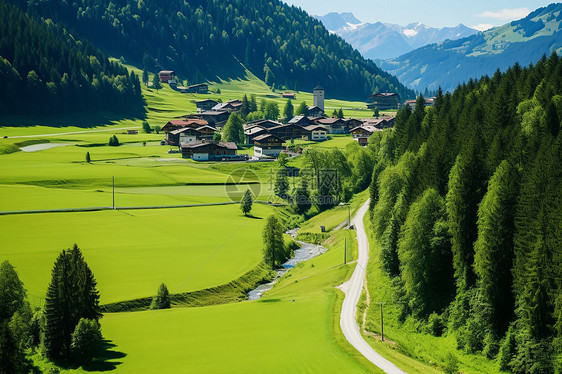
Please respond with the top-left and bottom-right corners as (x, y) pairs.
(245, 119), (283, 128)
(220, 142), (238, 150)
(159, 70), (175, 75)
(244, 126), (267, 135)
(195, 99), (218, 104)
(212, 100), (243, 111)
(308, 105), (323, 111)
(313, 85), (324, 91)
(316, 118), (343, 125)
(197, 111), (229, 116)
(303, 125), (328, 131)
(188, 83), (208, 88)
(288, 115), (313, 124)
(180, 141), (237, 150)
(253, 134), (286, 143)
(166, 119), (208, 127)
(282, 92), (296, 97)
(350, 125), (379, 134)
(371, 92), (398, 98)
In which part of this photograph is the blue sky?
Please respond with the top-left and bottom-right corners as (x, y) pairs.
(283, 0), (557, 30)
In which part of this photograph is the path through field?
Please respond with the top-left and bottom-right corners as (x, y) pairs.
(339, 200), (407, 374)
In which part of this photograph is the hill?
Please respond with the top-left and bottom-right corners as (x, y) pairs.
(0, 0), (144, 117)
(315, 12), (477, 60)
(376, 3), (562, 91)
(9, 0), (415, 101)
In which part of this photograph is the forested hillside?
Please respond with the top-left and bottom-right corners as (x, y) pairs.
(367, 54), (561, 372)
(377, 3), (562, 92)
(7, 0), (414, 101)
(0, 1), (143, 116)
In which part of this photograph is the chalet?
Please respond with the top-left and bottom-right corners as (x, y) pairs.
(244, 126), (269, 144)
(303, 125), (328, 141)
(162, 119), (209, 145)
(361, 116), (395, 129)
(244, 119), (283, 129)
(343, 118), (363, 131)
(404, 98), (435, 108)
(212, 99), (243, 113)
(269, 124), (311, 140)
(307, 105), (324, 118)
(368, 93), (400, 110)
(158, 70), (177, 84)
(253, 134), (285, 158)
(180, 141), (238, 161)
(282, 92), (296, 99)
(315, 118), (347, 134)
(187, 111), (230, 127)
(288, 115), (315, 127)
(186, 83), (209, 93)
(195, 99), (219, 112)
(350, 125), (381, 146)
(172, 126), (216, 144)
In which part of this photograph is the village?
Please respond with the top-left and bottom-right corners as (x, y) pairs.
(156, 70), (404, 161)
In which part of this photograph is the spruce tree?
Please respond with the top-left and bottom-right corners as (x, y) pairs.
(274, 168), (289, 199)
(283, 99), (294, 121)
(150, 283), (171, 310)
(85, 152), (90, 163)
(152, 73), (162, 91)
(240, 189), (253, 216)
(296, 101), (308, 116)
(263, 215), (285, 268)
(0, 261), (26, 320)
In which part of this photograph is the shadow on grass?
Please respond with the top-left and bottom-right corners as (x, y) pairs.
(243, 214), (263, 219)
(82, 340), (126, 372)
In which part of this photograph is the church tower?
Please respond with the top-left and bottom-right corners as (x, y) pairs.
(313, 85), (325, 111)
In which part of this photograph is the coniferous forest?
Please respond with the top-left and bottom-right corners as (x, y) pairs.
(0, 1), (144, 116)
(5, 0), (414, 101)
(367, 54), (562, 373)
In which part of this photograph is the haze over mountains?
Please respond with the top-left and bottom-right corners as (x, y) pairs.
(376, 3), (562, 92)
(315, 12), (478, 60)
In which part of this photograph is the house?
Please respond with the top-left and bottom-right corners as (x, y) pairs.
(180, 141), (238, 161)
(162, 119), (210, 145)
(253, 134), (285, 158)
(350, 125), (381, 146)
(343, 118), (363, 131)
(315, 118), (347, 134)
(368, 93), (400, 110)
(404, 98), (435, 108)
(303, 125), (328, 141)
(244, 119), (283, 129)
(195, 99), (219, 112)
(211, 99), (242, 113)
(244, 126), (269, 144)
(127, 130), (138, 135)
(282, 92), (296, 99)
(158, 70), (177, 83)
(269, 124), (311, 140)
(172, 126), (216, 144)
(361, 116), (395, 129)
(288, 115), (315, 127)
(186, 83), (209, 93)
(187, 111), (230, 128)
(307, 105), (324, 118)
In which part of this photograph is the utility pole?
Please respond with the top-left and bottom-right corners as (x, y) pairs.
(380, 303), (384, 342)
(112, 176), (115, 209)
(344, 237), (347, 264)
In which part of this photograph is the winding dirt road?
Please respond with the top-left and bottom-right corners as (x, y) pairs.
(339, 200), (407, 374)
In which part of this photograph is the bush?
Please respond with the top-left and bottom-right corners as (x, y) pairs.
(150, 283), (171, 310)
(152, 125), (161, 134)
(142, 121), (151, 133)
(108, 135), (120, 146)
(427, 312), (445, 337)
(71, 318), (102, 364)
(443, 352), (459, 374)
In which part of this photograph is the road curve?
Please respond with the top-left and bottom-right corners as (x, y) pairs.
(339, 200), (407, 374)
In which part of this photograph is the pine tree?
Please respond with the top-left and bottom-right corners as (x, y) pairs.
(240, 189), (253, 216)
(283, 99), (294, 121)
(293, 177), (311, 214)
(142, 69), (149, 87)
(150, 283), (171, 310)
(152, 73), (162, 91)
(0, 261), (26, 320)
(337, 108), (344, 119)
(85, 152), (90, 163)
(296, 101), (309, 116)
(263, 215), (285, 268)
(274, 168), (289, 199)
(241, 94), (250, 118)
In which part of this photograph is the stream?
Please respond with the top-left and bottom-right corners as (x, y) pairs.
(247, 228), (327, 301)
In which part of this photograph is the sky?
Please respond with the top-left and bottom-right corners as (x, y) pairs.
(282, 0), (557, 30)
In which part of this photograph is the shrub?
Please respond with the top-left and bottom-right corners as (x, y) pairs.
(150, 283), (171, 310)
(108, 135), (120, 146)
(443, 352), (459, 374)
(142, 121), (151, 133)
(427, 312), (445, 337)
(71, 318), (102, 364)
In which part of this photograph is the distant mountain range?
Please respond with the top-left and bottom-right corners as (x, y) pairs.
(315, 12), (478, 60)
(376, 3), (562, 92)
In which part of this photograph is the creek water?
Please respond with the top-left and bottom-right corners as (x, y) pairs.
(247, 229), (326, 301)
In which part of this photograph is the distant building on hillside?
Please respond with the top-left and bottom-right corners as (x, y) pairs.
(186, 83), (209, 93)
(195, 99), (219, 112)
(404, 98), (435, 108)
(180, 141), (238, 161)
(282, 92), (296, 99)
(212, 99), (243, 113)
(368, 92), (400, 110)
(159, 70), (177, 83)
(253, 134), (285, 157)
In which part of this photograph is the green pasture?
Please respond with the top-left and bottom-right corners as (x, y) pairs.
(361, 216), (504, 373)
(57, 227), (380, 374)
(0, 203), (275, 305)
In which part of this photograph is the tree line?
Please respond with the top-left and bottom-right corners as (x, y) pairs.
(367, 54), (561, 373)
(0, 0), (144, 116)
(8, 0), (415, 101)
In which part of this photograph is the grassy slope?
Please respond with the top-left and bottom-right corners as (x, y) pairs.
(360, 216), (503, 373)
(0, 204), (274, 304)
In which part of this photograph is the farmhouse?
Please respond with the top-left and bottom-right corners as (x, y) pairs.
(405, 98), (435, 108)
(253, 134), (285, 157)
(368, 92), (400, 110)
(180, 141), (238, 161)
(195, 99), (219, 112)
(162, 119), (210, 145)
(212, 99), (243, 113)
(187, 111), (230, 127)
(244, 126), (269, 144)
(307, 105), (324, 118)
(315, 118), (347, 134)
(172, 126), (216, 144)
(186, 83), (209, 93)
(244, 119), (283, 129)
(288, 115), (315, 127)
(269, 123), (311, 140)
(158, 70), (177, 83)
(303, 125), (328, 141)
(282, 92), (296, 99)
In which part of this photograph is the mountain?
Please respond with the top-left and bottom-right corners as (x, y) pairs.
(315, 12), (478, 60)
(376, 3), (562, 92)
(8, 0), (415, 101)
(0, 0), (143, 116)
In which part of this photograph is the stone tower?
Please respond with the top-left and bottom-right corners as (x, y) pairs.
(313, 85), (325, 111)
